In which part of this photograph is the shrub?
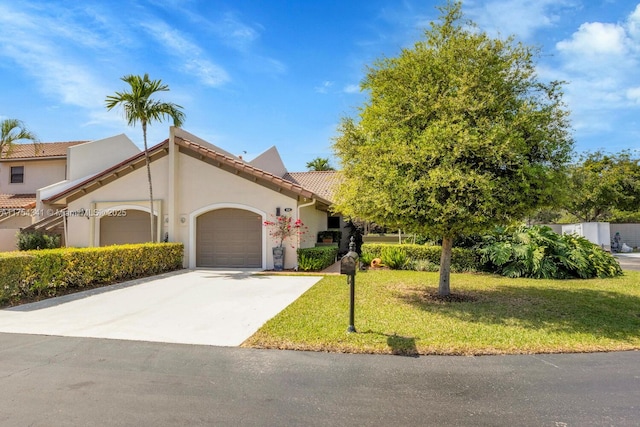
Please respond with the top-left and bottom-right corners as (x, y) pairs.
(358, 251), (375, 268)
(380, 246), (410, 270)
(362, 243), (480, 272)
(0, 252), (35, 305)
(477, 225), (622, 279)
(17, 231), (61, 250)
(0, 243), (184, 305)
(297, 246), (339, 271)
(408, 259), (439, 272)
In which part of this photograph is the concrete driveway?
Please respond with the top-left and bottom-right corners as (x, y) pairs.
(0, 270), (321, 347)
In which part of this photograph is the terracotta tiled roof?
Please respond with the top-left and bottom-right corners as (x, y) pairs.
(0, 141), (87, 160)
(284, 171), (342, 202)
(0, 193), (36, 209)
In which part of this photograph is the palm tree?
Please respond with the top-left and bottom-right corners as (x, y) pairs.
(0, 119), (38, 158)
(105, 74), (185, 242)
(306, 157), (335, 171)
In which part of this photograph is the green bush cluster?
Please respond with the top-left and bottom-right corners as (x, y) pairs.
(478, 225), (622, 279)
(17, 231), (61, 250)
(0, 243), (184, 306)
(362, 243), (480, 272)
(380, 246), (410, 269)
(297, 246), (339, 271)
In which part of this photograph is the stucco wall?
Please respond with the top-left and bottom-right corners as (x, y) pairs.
(175, 154), (300, 269)
(66, 157), (169, 247)
(0, 159), (67, 194)
(66, 135), (140, 181)
(298, 203), (327, 249)
(0, 229), (19, 252)
(63, 150), (325, 270)
(0, 214), (33, 252)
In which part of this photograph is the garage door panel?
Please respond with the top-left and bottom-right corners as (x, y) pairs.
(196, 208), (262, 268)
(100, 210), (155, 246)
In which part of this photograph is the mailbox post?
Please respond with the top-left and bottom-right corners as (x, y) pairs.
(340, 236), (359, 333)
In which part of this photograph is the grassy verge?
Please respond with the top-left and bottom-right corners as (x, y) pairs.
(243, 270), (640, 355)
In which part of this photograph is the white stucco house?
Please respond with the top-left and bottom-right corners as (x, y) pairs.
(33, 127), (341, 270)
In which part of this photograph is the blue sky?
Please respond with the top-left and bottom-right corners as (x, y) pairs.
(0, 0), (639, 171)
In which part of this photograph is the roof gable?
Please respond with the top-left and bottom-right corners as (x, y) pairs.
(174, 136), (332, 206)
(43, 131), (334, 208)
(0, 141), (87, 160)
(248, 146), (288, 177)
(42, 140), (169, 205)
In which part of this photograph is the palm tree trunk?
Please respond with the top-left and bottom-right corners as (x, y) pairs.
(438, 236), (453, 296)
(142, 122), (155, 242)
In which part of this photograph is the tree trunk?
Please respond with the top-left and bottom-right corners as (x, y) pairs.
(142, 122), (155, 243)
(439, 236), (453, 296)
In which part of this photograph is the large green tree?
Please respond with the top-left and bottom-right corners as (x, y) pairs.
(0, 119), (38, 158)
(564, 150), (640, 222)
(105, 74), (185, 242)
(332, 1), (573, 296)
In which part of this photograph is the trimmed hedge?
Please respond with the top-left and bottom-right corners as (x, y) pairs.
(362, 243), (480, 272)
(297, 246), (339, 271)
(0, 243), (184, 306)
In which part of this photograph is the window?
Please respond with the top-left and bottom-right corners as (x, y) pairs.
(10, 166), (24, 184)
(327, 216), (340, 229)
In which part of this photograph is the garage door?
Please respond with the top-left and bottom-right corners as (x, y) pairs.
(100, 209), (154, 246)
(196, 208), (262, 268)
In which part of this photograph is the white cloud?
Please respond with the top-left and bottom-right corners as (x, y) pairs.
(550, 4), (640, 137)
(466, 0), (575, 40)
(140, 20), (230, 87)
(626, 86), (640, 104)
(556, 22), (628, 56)
(217, 12), (261, 50)
(343, 84), (360, 94)
(315, 81), (334, 94)
(0, 4), (110, 109)
(627, 4), (640, 40)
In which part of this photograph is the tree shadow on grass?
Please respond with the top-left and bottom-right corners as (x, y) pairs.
(397, 285), (640, 341)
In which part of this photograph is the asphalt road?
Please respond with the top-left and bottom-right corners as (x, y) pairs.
(0, 333), (638, 426)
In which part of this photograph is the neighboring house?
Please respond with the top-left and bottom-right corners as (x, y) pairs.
(39, 127), (338, 270)
(0, 141), (87, 251)
(284, 170), (347, 247)
(11, 135), (141, 250)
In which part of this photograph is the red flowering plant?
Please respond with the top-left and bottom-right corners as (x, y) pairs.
(263, 214), (308, 248)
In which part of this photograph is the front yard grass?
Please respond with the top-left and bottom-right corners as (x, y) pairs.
(242, 270), (640, 355)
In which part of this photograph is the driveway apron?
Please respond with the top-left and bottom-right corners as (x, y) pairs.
(0, 270), (321, 347)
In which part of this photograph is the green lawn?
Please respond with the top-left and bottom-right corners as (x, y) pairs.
(243, 270), (640, 355)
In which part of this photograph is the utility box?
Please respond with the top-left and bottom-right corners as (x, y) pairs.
(562, 222), (611, 251)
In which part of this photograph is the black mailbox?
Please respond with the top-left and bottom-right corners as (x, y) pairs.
(340, 255), (357, 275)
(341, 236), (359, 333)
(340, 236), (359, 276)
